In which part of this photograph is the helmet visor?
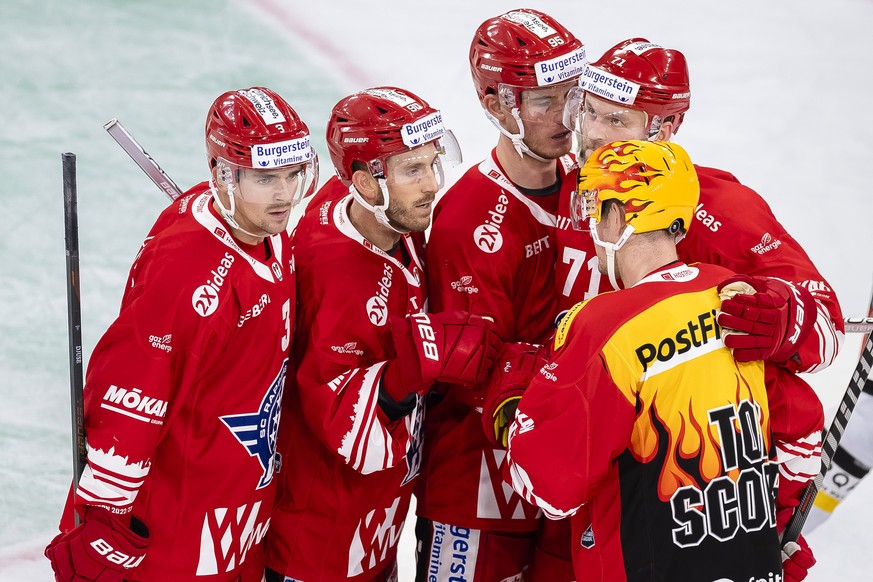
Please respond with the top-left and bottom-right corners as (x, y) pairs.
(569, 186), (600, 231)
(579, 93), (650, 140)
(501, 80), (579, 124)
(562, 85), (585, 132)
(216, 156), (317, 209)
(380, 130), (462, 191)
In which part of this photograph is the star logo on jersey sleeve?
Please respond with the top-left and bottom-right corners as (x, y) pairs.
(219, 360), (287, 489)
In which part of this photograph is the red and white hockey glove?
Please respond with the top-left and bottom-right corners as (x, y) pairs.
(717, 275), (816, 364)
(481, 343), (548, 447)
(382, 311), (502, 402)
(45, 506), (149, 582)
(781, 536), (816, 582)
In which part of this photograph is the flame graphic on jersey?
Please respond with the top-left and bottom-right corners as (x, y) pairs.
(630, 369), (772, 501)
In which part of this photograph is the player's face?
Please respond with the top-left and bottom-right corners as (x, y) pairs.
(233, 165), (305, 238)
(514, 80), (577, 159)
(383, 143), (441, 233)
(580, 93), (649, 163)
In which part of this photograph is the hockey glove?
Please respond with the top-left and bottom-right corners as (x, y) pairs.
(781, 536), (816, 582)
(481, 343), (548, 447)
(382, 311), (501, 402)
(717, 275), (816, 364)
(45, 506), (149, 582)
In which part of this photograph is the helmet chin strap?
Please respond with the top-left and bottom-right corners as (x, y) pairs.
(210, 180), (264, 241)
(482, 106), (550, 163)
(349, 182), (410, 235)
(589, 217), (635, 290)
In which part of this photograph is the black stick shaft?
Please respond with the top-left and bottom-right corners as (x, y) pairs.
(782, 291), (873, 543)
(63, 152), (86, 526)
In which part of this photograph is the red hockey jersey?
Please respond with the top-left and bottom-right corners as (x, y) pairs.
(556, 164), (844, 373)
(68, 184), (295, 581)
(416, 151), (577, 532)
(509, 262), (784, 581)
(267, 182), (427, 581)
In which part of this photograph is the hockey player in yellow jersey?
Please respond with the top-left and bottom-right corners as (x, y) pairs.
(490, 140), (819, 581)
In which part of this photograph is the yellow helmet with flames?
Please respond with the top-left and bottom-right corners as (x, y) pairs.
(571, 140), (699, 235)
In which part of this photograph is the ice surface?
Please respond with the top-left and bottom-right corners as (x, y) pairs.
(2, 0), (871, 579)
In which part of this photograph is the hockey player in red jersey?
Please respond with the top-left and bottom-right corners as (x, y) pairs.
(44, 87), (317, 582)
(413, 10), (615, 581)
(511, 38), (839, 581)
(569, 39), (843, 373)
(506, 140), (792, 581)
(265, 87), (501, 582)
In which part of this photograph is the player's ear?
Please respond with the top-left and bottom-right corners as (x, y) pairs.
(351, 169), (380, 204)
(483, 93), (505, 122)
(654, 119), (675, 142)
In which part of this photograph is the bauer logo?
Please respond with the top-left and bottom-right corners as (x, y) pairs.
(401, 111), (445, 147)
(251, 135), (312, 169)
(208, 133), (226, 148)
(239, 88), (287, 125)
(535, 47), (587, 86)
(502, 10), (557, 39)
(581, 65), (641, 105)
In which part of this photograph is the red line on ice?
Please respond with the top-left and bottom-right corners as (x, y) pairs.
(249, 0), (373, 88)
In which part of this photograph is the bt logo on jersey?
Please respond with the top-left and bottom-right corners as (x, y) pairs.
(474, 194), (509, 253)
(524, 235), (550, 258)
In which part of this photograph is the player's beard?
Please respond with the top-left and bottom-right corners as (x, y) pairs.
(250, 202), (293, 236)
(387, 194), (435, 233)
(580, 134), (607, 165)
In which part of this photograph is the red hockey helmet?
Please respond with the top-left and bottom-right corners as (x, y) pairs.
(469, 8), (587, 105)
(205, 87), (315, 171)
(582, 38), (691, 133)
(326, 86), (461, 184)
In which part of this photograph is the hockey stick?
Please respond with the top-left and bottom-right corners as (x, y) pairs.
(62, 153), (86, 527)
(844, 316), (873, 334)
(782, 290), (873, 544)
(104, 119), (183, 200)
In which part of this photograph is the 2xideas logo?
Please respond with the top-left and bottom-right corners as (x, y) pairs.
(192, 252), (236, 317)
(474, 194), (509, 253)
(366, 263), (393, 326)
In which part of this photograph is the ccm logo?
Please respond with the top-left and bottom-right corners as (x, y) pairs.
(90, 538), (145, 569)
(411, 313), (439, 361)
